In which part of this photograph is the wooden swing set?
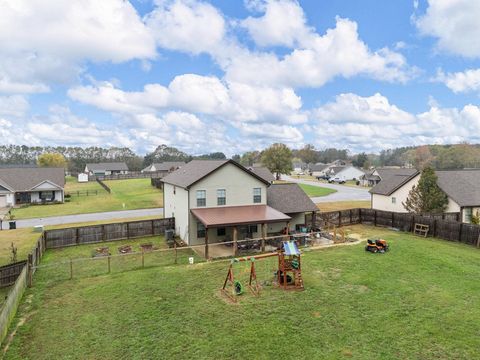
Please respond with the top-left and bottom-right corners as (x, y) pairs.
(221, 241), (304, 302)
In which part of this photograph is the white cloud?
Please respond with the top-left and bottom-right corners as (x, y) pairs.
(0, 95), (29, 117)
(435, 68), (480, 93)
(416, 0), (480, 58)
(146, 0), (226, 55)
(311, 92), (480, 151)
(228, 17), (415, 87)
(242, 0), (311, 47)
(313, 93), (416, 125)
(68, 75), (306, 125)
(0, 0), (156, 93)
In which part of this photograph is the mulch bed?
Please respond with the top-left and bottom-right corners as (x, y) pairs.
(118, 245), (132, 254)
(93, 247), (110, 257)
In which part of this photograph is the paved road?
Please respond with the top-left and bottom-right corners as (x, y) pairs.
(7, 208), (164, 229)
(283, 176), (371, 203)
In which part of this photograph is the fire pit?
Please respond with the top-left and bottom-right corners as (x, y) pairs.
(140, 243), (153, 252)
(92, 247), (110, 257)
(118, 245), (132, 254)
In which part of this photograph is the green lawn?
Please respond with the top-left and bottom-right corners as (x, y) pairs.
(4, 225), (480, 359)
(299, 183), (337, 197)
(11, 178), (163, 219)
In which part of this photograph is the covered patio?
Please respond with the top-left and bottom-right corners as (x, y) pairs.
(191, 204), (291, 259)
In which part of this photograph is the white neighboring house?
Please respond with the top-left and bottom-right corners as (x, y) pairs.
(84, 162), (129, 176)
(161, 160), (318, 248)
(142, 161), (185, 174)
(292, 161), (306, 174)
(0, 167), (65, 207)
(326, 166), (365, 182)
(370, 169), (480, 223)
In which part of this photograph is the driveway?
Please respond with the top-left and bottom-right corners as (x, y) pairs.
(10, 208), (164, 229)
(283, 176), (371, 203)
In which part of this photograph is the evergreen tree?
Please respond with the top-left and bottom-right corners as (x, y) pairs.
(403, 166), (448, 214)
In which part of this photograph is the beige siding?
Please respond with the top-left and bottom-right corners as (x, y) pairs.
(189, 163), (267, 209)
(372, 174), (420, 212)
(164, 183), (190, 242)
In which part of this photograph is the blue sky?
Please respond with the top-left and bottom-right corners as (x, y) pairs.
(1, 0), (480, 156)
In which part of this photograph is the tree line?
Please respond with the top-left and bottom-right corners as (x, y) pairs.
(1, 142), (479, 173)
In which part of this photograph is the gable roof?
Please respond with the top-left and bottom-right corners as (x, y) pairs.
(161, 160), (270, 189)
(86, 162), (129, 172)
(436, 169), (480, 207)
(0, 167), (65, 192)
(154, 162), (185, 171)
(267, 183), (318, 214)
(310, 164), (328, 172)
(248, 167), (275, 182)
(370, 168), (419, 195)
(327, 166), (346, 175)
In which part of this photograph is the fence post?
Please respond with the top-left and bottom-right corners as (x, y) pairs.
(411, 215), (415, 232)
(174, 241), (178, 264)
(338, 211), (341, 226)
(391, 212), (394, 227)
(349, 209), (353, 225)
(102, 225), (106, 241)
(27, 254), (33, 288)
(359, 209), (362, 224)
(458, 223), (463, 242)
(141, 248), (145, 268)
(76, 228), (80, 245)
(107, 256), (111, 273)
(374, 210), (377, 227)
(70, 258), (73, 280)
(433, 219), (437, 238)
(151, 219), (155, 236)
(127, 222), (130, 239)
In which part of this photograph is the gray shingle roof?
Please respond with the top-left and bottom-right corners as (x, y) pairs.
(370, 168), (419, 195)
(0, 167), (65, 191)
(310, 164), (328, 172)
(267, 183), (318, 214)
(248, 167), (275, 182)
(86, 162), (129, 172)
(436, 169), (480, 207)
(161, 160), (270, 189)
(154, 162), (185, 171)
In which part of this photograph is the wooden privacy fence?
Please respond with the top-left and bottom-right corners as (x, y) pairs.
(0, 261), (27, 288)
(43, 218), (175, 249)
(96, 179), (111, 193)
(315, 209), (480, 246)
(89, 171), (165, 181)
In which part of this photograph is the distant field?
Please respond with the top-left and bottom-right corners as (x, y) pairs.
(298, 183), (336, 197)
(317, 201), (371, 212)
(5, 225), (480, 359)
(11, 178), (163, 220)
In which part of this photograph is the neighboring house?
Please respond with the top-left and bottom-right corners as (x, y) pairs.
(310, 163), (328, 177)
(85, 162), (129, 176)
(142, 162), (185, 174)
(248, 167), (275, 183)
(292, 161), (306, 174)
(326, 166), (365, 181)
(370, 169), (480, 223)
(360, 168), (415, 187)
(161, 160), (318, 246)
(0, 167), (65, 207)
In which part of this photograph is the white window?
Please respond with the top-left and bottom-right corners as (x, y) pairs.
(464, 208), (473, 223)
(391, 197), (396, 204)
(253, 188), (261, 203)
(196, 190), (206, 207)
(217, 189), (226, 206)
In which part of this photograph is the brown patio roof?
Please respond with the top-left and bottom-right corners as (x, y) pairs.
(191, 205), (291, 227)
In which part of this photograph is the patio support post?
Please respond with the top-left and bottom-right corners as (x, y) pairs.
(261, 223), (266, 252)
(286, 222), (290, 235)
(311, 211), (317, 228)
(233, 226), (238, 257)
(204, 227), (209, 260)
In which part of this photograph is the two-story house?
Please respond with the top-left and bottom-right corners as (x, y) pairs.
(161, 160), (317, 254)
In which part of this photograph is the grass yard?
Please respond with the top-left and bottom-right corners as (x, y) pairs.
(298, 183), (336, 197)
(318, 200), (371, 212)
(11, 178), (163, 219)
(4, 225), (480, 359)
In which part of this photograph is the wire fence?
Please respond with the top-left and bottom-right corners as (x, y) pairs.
(32, 230), (353, 285)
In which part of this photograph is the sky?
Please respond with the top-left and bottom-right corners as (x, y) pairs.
(1, 0), (480, 156)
